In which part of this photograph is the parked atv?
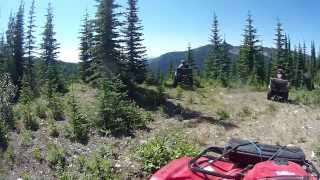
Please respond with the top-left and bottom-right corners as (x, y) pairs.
(267, 78), (289, 102)
(151, 138), (319, 180)
(173, 61), (193, 88)
(267, 69), (289, 102)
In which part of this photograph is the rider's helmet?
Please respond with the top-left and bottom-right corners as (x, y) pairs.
(276, 68), (285, 79)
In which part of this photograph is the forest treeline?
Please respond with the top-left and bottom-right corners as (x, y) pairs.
(151, 14), (320, 90)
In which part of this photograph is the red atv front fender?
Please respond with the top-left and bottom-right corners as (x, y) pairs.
(150, 157), (318, 180)
(150, 157), (243, 180)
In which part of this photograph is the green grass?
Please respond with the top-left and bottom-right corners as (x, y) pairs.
(291, 90), (320, 105)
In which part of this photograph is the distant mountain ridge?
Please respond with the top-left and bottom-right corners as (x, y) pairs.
(148, 44), (273, 74)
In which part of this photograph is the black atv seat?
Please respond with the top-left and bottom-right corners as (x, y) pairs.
(270, 78), (289, 93)
(226, 138), (306, 166)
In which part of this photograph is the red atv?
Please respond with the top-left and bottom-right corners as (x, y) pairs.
(151, 139), (319, 180)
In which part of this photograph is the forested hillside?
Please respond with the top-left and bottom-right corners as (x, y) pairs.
(148, 44), (275, 74)
(0, 0), (319, 179)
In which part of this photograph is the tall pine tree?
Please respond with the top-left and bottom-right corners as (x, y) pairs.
(41, 3), (65, 98)
(272, 20), (286, 75)
(238, 12), (264, 84)
(204, 13), (222, 80)
(186, 43), (197, 75)
(310, 41), (317, 77)
(286, 36), (295, 82)
(123, 0), (147, 84)
(220, 39), (232, 86)
(6, 13), (16, 77)
(91, 0), (122, 85)
(21, 0), (37, 102)
(12, 2), (25, 97)
(295, 43), (305, 87)
(0, 35), (5, 74)
(79, 10), (94, 83)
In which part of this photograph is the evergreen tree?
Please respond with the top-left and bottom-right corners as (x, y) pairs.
(79, 10), (94, 83)
(220, 39), (232, 86)
(41, 3), (65, 98)
(12, 2), (25, 96)
(91, 0), (122, 85)
(303, 42), (307, 72)
(254, 46), (265, 84)
(186, 43), (199, 77)
(238, 12), (263, 84)
(318, 48), (320, 70)
(272, 20), (286, 75)
(291, 46), (299, 87)
(156, 68), (164, 85)
(296, 44), (304, 87)
(266, 53), (273, 83)
(167, 61), (175, 81)
(6, 13), (16, 76)
(286, 36), (295, 82)
(186, 44), (197, 72)
(204, 13), (222, 80)
(123, 0), (147, 84)
(310, 41), (317, 77)
(231, 58), (239, 81)
(68, 92), (88, 143)
(0, 35), (5, 74)
(21, 0), (37, 102)
(302, 42), (313, 90)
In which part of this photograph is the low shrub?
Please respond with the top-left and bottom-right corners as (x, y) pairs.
(136, 132), (199, 173)
(98, 79), (152, 135)
(49, 119), (60, 138)
(56, 146), (117, 180)
(33, 147), (43, 162)
(21, 171), (31, 180)
(20, 130), (33, 146)
(34, 99), (48, 119)
(47, 144), (66, 169)
(216, 108), (231, 120)
(21, 104), (39, 131)
(48, 96), (65, 121)
(6, 144), (14, 163)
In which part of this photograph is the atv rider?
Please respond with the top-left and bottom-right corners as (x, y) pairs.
(267, 68), (290, 101)
(173, 61), (193, 87)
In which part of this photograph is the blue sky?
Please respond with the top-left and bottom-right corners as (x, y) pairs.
(0, 0), (319, 62)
